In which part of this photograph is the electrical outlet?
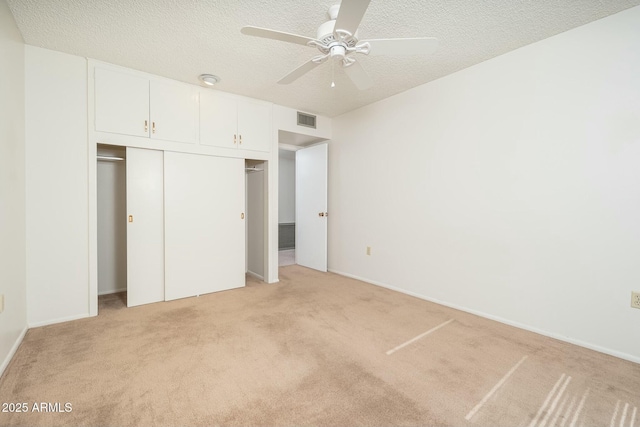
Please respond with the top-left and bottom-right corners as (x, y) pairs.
(366, 246), (371, 256)
(632, 292), (640, 309)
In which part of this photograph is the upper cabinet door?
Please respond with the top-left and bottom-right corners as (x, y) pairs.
(95, 68), (150, 137)
(150, 80), (199, 144)
(200, 91), (238, 148)
(237, 98), (272, 152)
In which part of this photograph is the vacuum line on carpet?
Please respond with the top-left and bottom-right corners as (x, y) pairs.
(611, 400), (621, 427)
(549, 394), (570, 427)
(464, 355), (528, 421)
(539, 375), (572, 427)
(568, 388), (589, 427)
(611, 400), (637, 427)
(620, 402), (630, 427)
(559, 395), (577, 427)
(529, 374), (567, 427)
(386, 319), (454, 355)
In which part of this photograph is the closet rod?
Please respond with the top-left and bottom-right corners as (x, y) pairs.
(245, 167), (263, 172)
(97, 155), (125, 162)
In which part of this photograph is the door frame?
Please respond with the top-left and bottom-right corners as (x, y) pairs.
(276, 138), (330, 274)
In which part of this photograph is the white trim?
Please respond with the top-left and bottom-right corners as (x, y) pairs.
(28, 313), (91, 329)
(328, 269), (640, 365)
(97, 288), (126, 296)
(0, 327), (28, 378)
(246, 270), (265, 281)
(278, 143), (301, 152)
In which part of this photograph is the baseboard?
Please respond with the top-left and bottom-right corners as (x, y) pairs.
(246, 270), (265, 281)
(28, 312), (91, 329)
(98, 288), (126, 296)
(329, 269), (640, 365)
(0, 326), (28, 378)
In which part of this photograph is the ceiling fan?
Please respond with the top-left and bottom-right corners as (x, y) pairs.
(241, 0), (438, 90)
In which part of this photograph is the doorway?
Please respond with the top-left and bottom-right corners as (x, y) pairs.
(277, 137), (329, 272)
(278, 149), (296, 266)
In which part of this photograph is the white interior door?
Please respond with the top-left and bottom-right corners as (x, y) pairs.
(126, 148), (165, 307)
(296, 143), (328, 272)
(164, 152), (245, 301)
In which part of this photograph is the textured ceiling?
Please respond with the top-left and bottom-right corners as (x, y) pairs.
(7, 0), (640, 117)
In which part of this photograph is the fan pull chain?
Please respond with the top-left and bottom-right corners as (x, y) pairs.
(331, 59), (336, 88)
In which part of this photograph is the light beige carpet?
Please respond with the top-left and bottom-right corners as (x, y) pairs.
(1, 265), (638, 426)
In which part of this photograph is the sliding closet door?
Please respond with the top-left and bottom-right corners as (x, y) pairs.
(164, 152), (245, 301)
(126, 148), (165, 307)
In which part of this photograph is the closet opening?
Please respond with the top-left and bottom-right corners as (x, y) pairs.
(245, 159), (268, 284)
(96, 144), (127, 311)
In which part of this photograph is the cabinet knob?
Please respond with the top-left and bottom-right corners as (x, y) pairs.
(128, 215), (133, 223)
(239, 134), (242, 145)
(144, 120), (148, 132)
(318, 212), (324, 217)
(152, 122), (156, 134)
(234, 134), (237, 145)
(241, 213), (245, 219)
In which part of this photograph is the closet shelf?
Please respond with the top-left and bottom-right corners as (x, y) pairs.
(97, 155), (125, 162)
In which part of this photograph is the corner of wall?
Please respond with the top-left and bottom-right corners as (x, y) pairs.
(0, 0), (28, 377)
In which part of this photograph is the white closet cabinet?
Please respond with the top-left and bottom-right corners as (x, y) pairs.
(95, 67), (199, 144)
(95, 68), (149, 138)
(200, 91), (271, 152)
(164, 152), (246, 301)
(150, 80), (199, 144)
(126, 147), (165, 307)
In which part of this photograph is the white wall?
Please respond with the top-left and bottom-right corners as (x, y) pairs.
(0, 0), (27, 375)
(278, 149), (296, 223)
(25, 46), (89, 326)
(273, 105), (332, 142)
(329, 6), (640, 362)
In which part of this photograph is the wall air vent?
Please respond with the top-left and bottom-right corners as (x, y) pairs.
(297, 112), (317, 129)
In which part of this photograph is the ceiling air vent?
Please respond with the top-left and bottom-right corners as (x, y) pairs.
(297, 112), (316, 129)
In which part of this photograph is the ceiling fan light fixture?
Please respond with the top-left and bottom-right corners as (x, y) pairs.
(198, 74), (220, 86)
(330, 45), (346, 60)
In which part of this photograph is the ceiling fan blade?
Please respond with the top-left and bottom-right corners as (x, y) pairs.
(363, 37), (439, 56)
(343, 59), (373, 90)
(278, 58), (323, 84)
(241, 26), (316, 47)
(334, 0), (371, 36)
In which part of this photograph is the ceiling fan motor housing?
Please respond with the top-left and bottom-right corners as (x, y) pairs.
(316, 15), (358, 48)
